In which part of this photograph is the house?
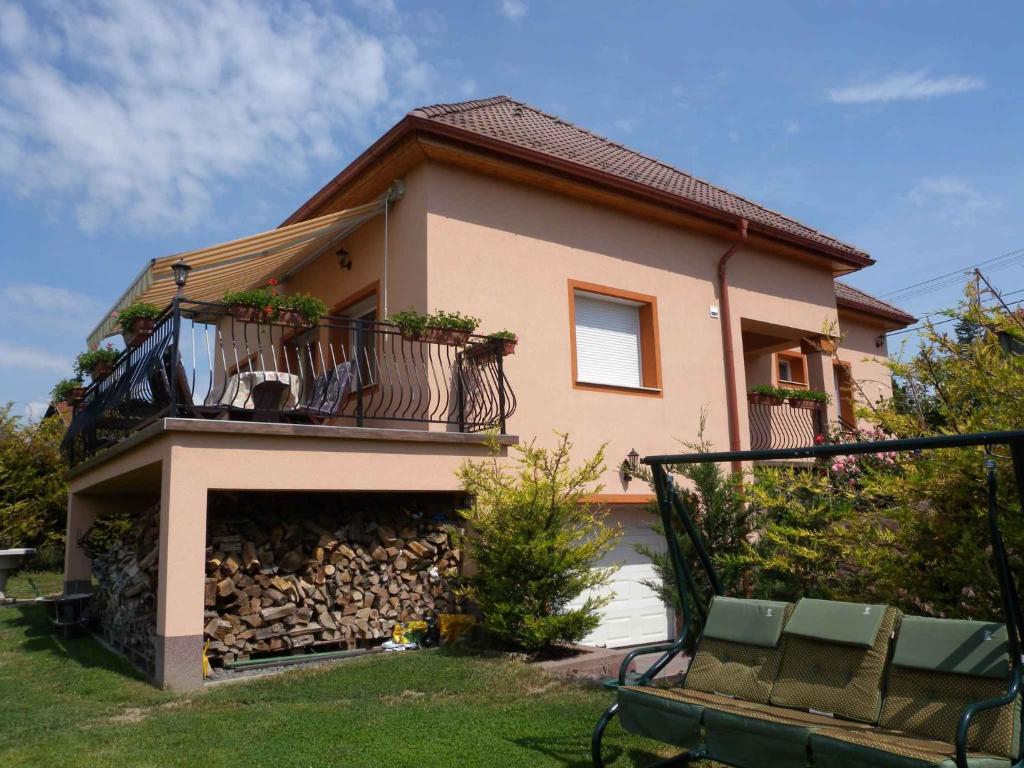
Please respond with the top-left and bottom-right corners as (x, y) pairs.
(60, 96), (913, 689)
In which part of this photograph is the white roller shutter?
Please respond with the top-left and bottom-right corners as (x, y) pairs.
(574, 293), (642, 388)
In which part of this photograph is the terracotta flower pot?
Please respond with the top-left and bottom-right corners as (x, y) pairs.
(123, 317), (156, 348)
(421, 327), (471, 346)
(748, 392), (783, 406)
(66, 386), (87, 406)
(788, 397), (821, 410)
(90, 362), (113, 382)
(498, 339), (517, 356)
(230, 305), (266, 323)
(276, 309), (310, 328)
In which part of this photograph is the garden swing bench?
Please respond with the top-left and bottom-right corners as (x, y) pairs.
(592, 430), (1024, 768)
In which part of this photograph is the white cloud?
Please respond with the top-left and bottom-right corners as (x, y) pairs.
(827, 71), (985, 104)
(0, 340), (69, 372)
(0, 0), (436, 232)
(24, 399), (50, 422)
(0, 282), (105, 332)
(908, 176), (1002, 227)
(499, 0), (527, 20)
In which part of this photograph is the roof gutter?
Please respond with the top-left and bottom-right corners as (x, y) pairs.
(281, 117), (873, 271)
(718, 218), (749, 469)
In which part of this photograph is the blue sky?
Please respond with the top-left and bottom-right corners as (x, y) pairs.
(1, 0), (1021, 418)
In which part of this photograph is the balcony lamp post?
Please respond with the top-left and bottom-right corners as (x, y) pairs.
(172, 259), (192, 297)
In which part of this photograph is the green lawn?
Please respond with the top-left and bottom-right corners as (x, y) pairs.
(4, 569), (64, 599)
(0, 604), (688, 768)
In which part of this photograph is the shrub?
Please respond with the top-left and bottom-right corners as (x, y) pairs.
(223, 287), (275, 310)
(634, 414), (757, 639)
(428, 310), (480, 333)
(73, 344), (119, 378)
(783, 388), (830, 404)
(50, 377), (84, 402)
(115, 302), (163, 331)
(454, 433), (621, 652)
(389, 308), (429, 337)
(273, 292), (327, 324)
(0, 404), (67, 553)
(486, 329), (517, 341)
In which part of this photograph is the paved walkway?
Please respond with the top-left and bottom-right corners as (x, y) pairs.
(537, 644), (690, 682)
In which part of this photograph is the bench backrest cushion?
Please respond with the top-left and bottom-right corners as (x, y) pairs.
(770, 599), (900, 722)
(684, 597), (794, 704)
(880, 616), (1020, 758)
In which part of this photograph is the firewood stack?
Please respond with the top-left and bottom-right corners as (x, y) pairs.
(90, 502), (160, 673)
(203, 499), (463, 665)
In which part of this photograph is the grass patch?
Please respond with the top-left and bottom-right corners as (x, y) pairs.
(0, 605), (699, 767)
(4, 569), (63, 599)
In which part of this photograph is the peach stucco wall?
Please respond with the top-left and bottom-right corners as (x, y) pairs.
(419, 162), (840, 490)
(836, 309), (895, 410)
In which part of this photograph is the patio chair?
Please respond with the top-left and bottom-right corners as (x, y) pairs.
(289, 361), (355, 424)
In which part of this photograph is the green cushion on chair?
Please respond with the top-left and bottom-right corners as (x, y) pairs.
(809, 727), (1013, 768)
(702, 596), (791, 648)
(615, 686), (705, 749)
(783, 598), (888, 648)
(891, 617), (1010, 678)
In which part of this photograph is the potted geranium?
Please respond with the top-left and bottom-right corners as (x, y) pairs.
(272, 292), (327, 328)
(785, 388), (829, 410)
(747, 384), (786, 406)
(74, 344), (120, 382)
(390, 309), (429, 341)
(116, 302), (162, 347)
(223, 287), (275, 323)
(422, 310), (480, 346)
(51, 377), (86, 406)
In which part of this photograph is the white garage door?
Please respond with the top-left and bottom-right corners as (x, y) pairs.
(570, 505), (674, 648)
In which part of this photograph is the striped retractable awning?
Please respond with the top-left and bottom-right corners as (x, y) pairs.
(87, 195), (392, 348)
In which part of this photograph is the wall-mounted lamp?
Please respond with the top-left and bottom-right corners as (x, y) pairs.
(172, 259), (192, 296)
(622, 448), (640, 480)
(336, 247), (352, 271)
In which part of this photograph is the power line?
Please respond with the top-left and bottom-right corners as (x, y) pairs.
(886, 288), (1024, 337)
(880, 246), (1024, 302)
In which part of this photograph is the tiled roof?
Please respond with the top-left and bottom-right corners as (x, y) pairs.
(410, 96), (871, 263)
(835, 281), (916, 326)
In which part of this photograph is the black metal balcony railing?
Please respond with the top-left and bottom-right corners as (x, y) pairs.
(748, 397), (827, 452)
(61, 299), (517, 466)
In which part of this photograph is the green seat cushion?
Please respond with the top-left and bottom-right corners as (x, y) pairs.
(702, 596), (791, 648)
(703, 705), (871, 768)
(784, 598), (888, 648)
(616, 685), (760, 749)
(810, 727), (1012, 768)
(684, 601), (794, 704)
(892, 617), (1010, 678)
(880, 667), (1021, 759)
(770, 605), (900, 722)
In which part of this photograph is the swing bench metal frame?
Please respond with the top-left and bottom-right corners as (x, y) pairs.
(591, 429), (1024, 768)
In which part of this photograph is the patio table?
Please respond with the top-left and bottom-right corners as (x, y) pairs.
(220, 370), (303, 410)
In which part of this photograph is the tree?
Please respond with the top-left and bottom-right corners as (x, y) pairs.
(454, 434), (622, 653)
(634, 414), (757, 634)
(738, 286), (1024, 621)
(0, 405), (67, 564)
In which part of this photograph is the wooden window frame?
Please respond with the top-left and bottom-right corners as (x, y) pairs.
(326, 280), (381, 393)
(775, 350), (808, 389)
(833, 360), (857, 426)
(567, 279), (662, 397)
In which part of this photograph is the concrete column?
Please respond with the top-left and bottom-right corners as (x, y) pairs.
(64, 493), (100, 595)
(154, 448), (208, 690)
(804, 348), (839, 429)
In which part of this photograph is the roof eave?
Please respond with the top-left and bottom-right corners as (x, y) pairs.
(836, 297), (916, 328)
(283, 114), (874, 270)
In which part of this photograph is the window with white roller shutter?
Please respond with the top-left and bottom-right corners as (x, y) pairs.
(573, 292), (643, 388)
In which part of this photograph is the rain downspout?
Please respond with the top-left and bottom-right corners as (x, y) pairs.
(717, 218), (748, 470)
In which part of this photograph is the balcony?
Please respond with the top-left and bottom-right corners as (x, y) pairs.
(747, 393), (827, 451)
(61, 299), (517, 466)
